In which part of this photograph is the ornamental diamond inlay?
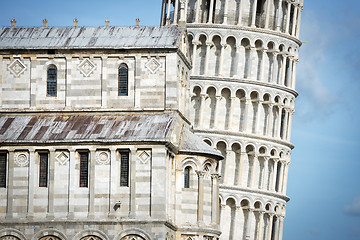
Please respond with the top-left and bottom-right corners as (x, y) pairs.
(137, 150), (151, 164)
(96, 151), (110, 165)
(8, 59), (27, 77)
(15, 152), (29, 167)
(78, 58), (96, 77)
(56, 152), (69, 165)
(145, 58), (161, 74)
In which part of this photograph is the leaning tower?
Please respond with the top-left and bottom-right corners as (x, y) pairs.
(161, 0), (303, 239)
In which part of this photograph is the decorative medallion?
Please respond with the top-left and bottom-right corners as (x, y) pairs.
(39, 236), (61, 240)
(78, 58), (96, 77)
(145, 57), (161, 74)
(0, 236), (20, 240)
(8, 59), (27, 77)
(96, 151), (110, 165)
(55, 152), (69, 165)
(120, 236), (145, 240)
(137, 150), (151, 164)
(14, 152), (29, 167)
(80, 236), (102, 240)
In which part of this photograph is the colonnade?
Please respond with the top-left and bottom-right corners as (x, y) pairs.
(213, 142), (290, 194)
(161, 0), (303, 38)
(219, 198), (285, 240)
(191, 86), (294, 141)
(189, 34), (298, 89)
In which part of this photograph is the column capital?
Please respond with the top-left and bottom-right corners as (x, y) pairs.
(192, 40), (201, 46)
(221, 43), (228, 49)
(206, 41), (214, 47)
(211, 173), (220, 180)
(196, 170), (206, 177)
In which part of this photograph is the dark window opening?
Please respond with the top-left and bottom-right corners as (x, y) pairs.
(0, 153), (7, 188)
(256, 0), (265, 14)
(280, 109), (286, 139)
(184, 166), (191, 188)
(79, 152), (89, 188)
(120, 151), (130, 187)
(39, 153), (48, 187)
(118, 64), (129, 96)
(47, 65), (57, 97)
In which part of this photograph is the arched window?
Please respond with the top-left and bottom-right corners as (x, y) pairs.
(0, 153), (7, 188)
(118, 64), (128, 96)
(184, 166), (191, 188)
(47, 65), (57, 96)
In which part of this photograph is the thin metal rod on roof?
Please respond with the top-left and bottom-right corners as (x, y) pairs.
(10, 18), (16, 28)
(105, 18), (110, 27)
(42, 19), (48, 27)
(73, 18), (78, 27)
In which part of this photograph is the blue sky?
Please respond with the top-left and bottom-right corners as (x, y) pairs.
(1, 0), (359, 239)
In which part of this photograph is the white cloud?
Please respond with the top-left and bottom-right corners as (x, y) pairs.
(344, 197), (360, 217)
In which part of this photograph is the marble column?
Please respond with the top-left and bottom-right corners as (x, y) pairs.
(234, 206), (242, 237)
(261, 157), (270, 190)
(285, 2), (292, 34)
(251, 0), (258, 27)
(272, 159), (279, 191)
(291, 59), (298, 89)
(278, 216), (285, 240)
(291, 6), (299, 36)
(282, 162), (290, 194)
(228, 96), (236, 130)
(277, 161), (284, 193)
(196, 170), (205, 223)
(237, 0), (243, 25)
(242, 98), (250, 132)
(237, 152), (246, 186)
(27, 150), (35, 219)
(204, 41), (213, 75)
(272, 53), (279, 84)
(192, 41), (200, 75)
(219, 43), (227, 76)
(264, 0), (272, 29)
(255, 100), (262, 134)
(214, 95), (221, 128)
(5, 151), (14, 219)
(275, 0), (282, 31)
(208, 0), (215, 23)
(286, 58), (293, 87)
(67, 149), (76, 219)
(195, 0), (201, 23)
(287, 110), (294, 140)
(129, 149), (137, 218)
(166, 0), (172, 25)
(250, 155), (258, 188)
(296, 7), (303, 37)
(199, 94), (206, 128)
(108, 148), (117, 218)
(88, 149), (96, 219)
(173, 0), (179, 25)
(161, 0), (167, 26)
(266, 214), (274, 240)
(223, 0), (229, 24)
(277, 106), (283, 138)
(235, 45), (243, 78)
(246, 209), (254, 240)
(211, 174), (220, 225)
(257, 211), (265, 240)
(266, 104), (274, 137)
(282, 109), (289, 139)
(47, 149), (55, 219)
(280, 55), (287, 86)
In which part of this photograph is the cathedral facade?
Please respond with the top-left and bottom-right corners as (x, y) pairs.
(0, 0), (303, 240)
